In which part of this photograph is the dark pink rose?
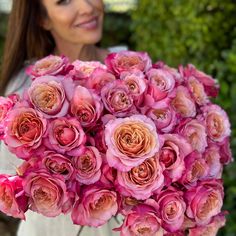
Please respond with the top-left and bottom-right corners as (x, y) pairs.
(218, 137), (233, 164)
(105, 51), (152, 75)
(158, 134), (192, 183)
(116, 156), (164, 200)
(26, 75), (74, 118)
(105, 115), (160, 171)
(72, 186), (118, 227)
(45, 117), (86, 156)
(42, 151), (74, 180)
(154, 187), (186, 232)
(185, 180), (224, 226)
(72, 146), (102, 185)
(101, 80), (136, 117)
(4, 106), (47, 159)
(99, 164), (117, 188)
(70, 85), (103, 128)
(23, 170), (68, 217)
(0, 175), (28, 220)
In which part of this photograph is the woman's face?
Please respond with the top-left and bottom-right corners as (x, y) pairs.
(41, 0), (104, 46)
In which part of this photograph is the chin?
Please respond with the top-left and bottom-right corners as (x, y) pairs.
(80, 32), (103, 45)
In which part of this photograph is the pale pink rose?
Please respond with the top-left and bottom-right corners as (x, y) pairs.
(70, 60), (106, 83)
(86, 68), (116, 93)
(23, 170), (68, 217)
(70, 85), (103, 128)
(30, 55), (69, 77)
(171, 86), (196, 118)
(146, 68), (176, 101)
(154, 187), (186, 232)
(42, 151), (74, 180)
(204, 145), (222, 179)
(158, 134), (192, 183)
(105, 51), (152, 75)
(0, 175), (28, 220)
(200, 104), (231, 142)
(179, 151), (209, 188)
(145, 98), (177, 133)
(72, 186), (118, 227)
(101, 80), (136, 117)
(44, 117), (86, 156)
(176, 119), (208, 153)
(26, 75), (74, 118)
(117, 204), (163, 236)
(4, 107), (47, 159)
(188, 213), (226, 236)
(185, 180), (224, 226)
(181, 64), (219, 97)
(105, 115), (160, 171)
(116, 156), (164, 200)
(72, 146), (102, 185)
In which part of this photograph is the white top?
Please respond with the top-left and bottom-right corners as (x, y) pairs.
(0, 50), (126, 235)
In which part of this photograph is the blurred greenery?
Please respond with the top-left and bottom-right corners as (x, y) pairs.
(131, 0), (236, 235)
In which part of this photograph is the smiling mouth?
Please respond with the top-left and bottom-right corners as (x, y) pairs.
(76, 17), (99, 30)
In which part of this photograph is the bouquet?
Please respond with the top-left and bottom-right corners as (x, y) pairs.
(0, 51), (232, 235)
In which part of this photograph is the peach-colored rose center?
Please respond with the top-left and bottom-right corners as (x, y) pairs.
(117, 56), (144, 71)
(55, 125), (76, 146)
(0, 188), (13, 208)
(207, 113), (224, 139)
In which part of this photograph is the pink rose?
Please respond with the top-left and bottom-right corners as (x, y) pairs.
(154, 187), (186, 232)
(42, 151), (74, 180)
(158, 134), (192, 183)
(72, 146), (102, 185)
(0, 175), (28, 220)
(4, 106), (47, 159)
(105, 115), (160, 171)
(176, 119), (208, 153)
(23, 170), (69, 217)
(117, 203), (163, 236)
(200, 104), (231, 142)
(30, 55), (69, 77)
(146, 68), (176, 101)
(99, 164), (117, 188)
(44, 117), (86, 156)
(116, 156), (164, 200)
(171, 86), (196, 118)
(72, 186), (118, 227)
(179, 151), (209, 188)
(26, 75), (74, 118)
(101, 80), (136, 117)
(70, 85), (103, 128)
(105, 51), (152, 75)
(185, 180), (224, 225)
(218, 137), (233, 164)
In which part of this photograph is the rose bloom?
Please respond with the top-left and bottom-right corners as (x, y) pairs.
(44, 117), (86, 156)
(188, 213), (226, 236)
(27, 75), (74, 118)
(42, 151), (74, 180)
(99, 164), (117, 188)
(30, 55), (69, 77)
(72, 146), (102, 185)
(23, 170), (69, 217)
(218, 137), (233, 164)
(86, 67), (116, 94)
(105, 51), (152, 75)
(0, 175), (28, 220)
(118, 204), (163, 236)
(146, 68), (176, 101)
(4, 106), (47, 159)
(171, 86), (196, 118)
(185, 179), (224, 226)
(200, 104), (231, 142)
(154, 187), (186, 232)
(105, 115), (160, 171)
(70, 85), (103, 128)
(116, 156), (164, 200)
(145, 98), (177, 133)
(101, 80), (136, 117)
(158, 134), (192, 183)
(72, 186), (118, 227)
(179, 151), (209, 188)
(176, 119), (208, 153)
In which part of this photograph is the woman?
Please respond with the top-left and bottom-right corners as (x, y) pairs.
(0, 0), (121, 235)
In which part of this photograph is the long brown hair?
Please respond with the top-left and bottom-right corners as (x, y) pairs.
(0, 0), (55, 94)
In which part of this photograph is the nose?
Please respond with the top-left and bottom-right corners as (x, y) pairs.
(76, 0), (94, 15)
